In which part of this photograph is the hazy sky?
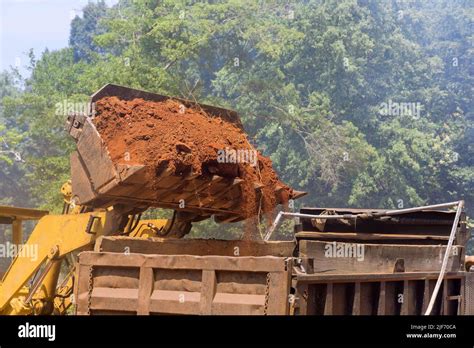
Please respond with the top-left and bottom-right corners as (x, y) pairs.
(0, 0), (118, 76)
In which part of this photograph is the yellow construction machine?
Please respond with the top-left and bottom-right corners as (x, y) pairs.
(0, 84), (302, 315)
(0, 191), (168, 315)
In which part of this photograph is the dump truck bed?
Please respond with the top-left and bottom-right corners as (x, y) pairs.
(75, 238), (294, 315)
(74, 236), (470, 315)
(74, 205), (472, 315)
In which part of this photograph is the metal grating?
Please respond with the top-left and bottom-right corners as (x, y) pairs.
(464, 272), (474, 315)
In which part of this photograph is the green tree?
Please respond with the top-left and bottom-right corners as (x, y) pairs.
(0, 0), (472, 232)
(69, 0), (109, 62)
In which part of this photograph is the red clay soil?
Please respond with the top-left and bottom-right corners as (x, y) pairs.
(93, 96), (293, 227)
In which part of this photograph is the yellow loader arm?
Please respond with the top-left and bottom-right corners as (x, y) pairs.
(0, 207), (126, 314)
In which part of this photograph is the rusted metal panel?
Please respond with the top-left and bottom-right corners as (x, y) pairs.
(75, 264), (93, 315)
(70, 151), (97, 205)
(463, 272), (474, 315)
(137, 267), (153, 315)
(0, 205), (48, 220)
(267, 268), (292, 315)
(75, 251), (291, 315)
(294, 204), (468, 316)
(295, 272), (466, 315)
(296, 271), (465, 283)
(79, 253), (288, 272)
(298, 240), (463, 274)
(76, 118), (117, 193)
(297, 207), (467, 247)
(401, 280), (418, 315)
(95, 236), (296, 258)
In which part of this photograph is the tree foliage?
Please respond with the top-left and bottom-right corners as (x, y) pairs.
(0, 0), (472, 234)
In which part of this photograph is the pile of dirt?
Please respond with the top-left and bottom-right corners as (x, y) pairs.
(93, 96), (293, 225)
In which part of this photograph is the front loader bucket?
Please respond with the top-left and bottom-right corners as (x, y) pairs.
(66, 84), (304, 222)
